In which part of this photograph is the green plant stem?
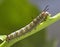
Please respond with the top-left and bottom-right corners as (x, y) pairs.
(0, 13), (60, 47)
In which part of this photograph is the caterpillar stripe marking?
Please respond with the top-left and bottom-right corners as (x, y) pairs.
(6, 5), (49, 41)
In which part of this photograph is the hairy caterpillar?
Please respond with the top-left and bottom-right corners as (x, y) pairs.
(6, 5), (49, 41)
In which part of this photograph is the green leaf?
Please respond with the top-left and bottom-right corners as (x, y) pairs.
(0, 13), (60, 47)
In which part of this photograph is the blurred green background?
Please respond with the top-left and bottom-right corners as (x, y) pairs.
(0, 0), (53, 47)
(0, 0), (39, 34)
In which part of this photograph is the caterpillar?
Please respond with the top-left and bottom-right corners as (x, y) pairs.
(6, 5), (49, 41)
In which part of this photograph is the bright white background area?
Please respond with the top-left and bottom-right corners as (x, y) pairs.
(29, 0), (60, 47)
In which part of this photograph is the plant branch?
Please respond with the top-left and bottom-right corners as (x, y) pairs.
(0, 13), (60, 47)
